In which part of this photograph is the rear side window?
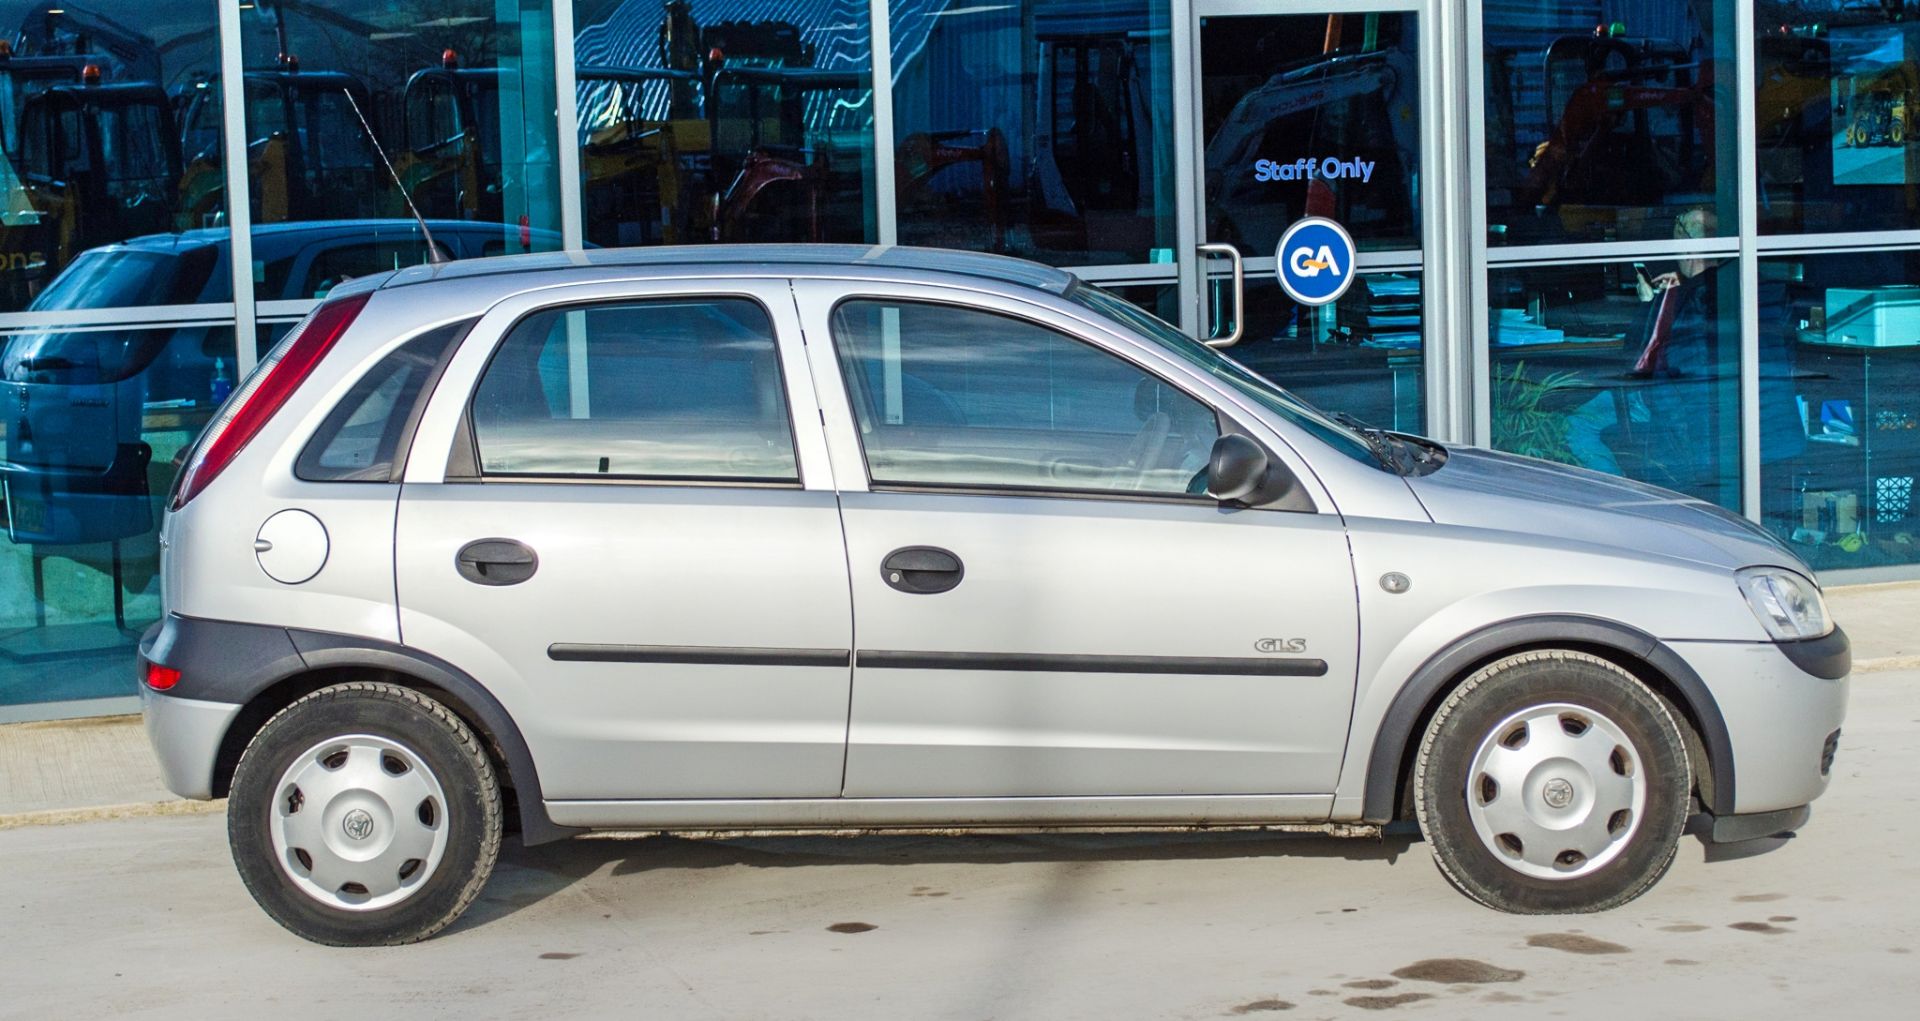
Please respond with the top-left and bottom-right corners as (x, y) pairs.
(468, 298), (797, 482)
(297, 320), (469, 482)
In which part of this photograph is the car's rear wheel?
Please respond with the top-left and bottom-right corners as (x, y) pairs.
(228, 682), (502, 945)
(1413, 650), (1691, 913)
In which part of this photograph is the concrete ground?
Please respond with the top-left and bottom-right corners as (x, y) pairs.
(0, 584), (1913, 1018)
(1825, 581), (1920, 665)
(0, 675), (1914, 1018)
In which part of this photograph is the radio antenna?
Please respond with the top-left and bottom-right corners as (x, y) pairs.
(341, 87), (447, 264)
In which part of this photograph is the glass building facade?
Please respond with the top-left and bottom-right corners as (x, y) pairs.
(1, 0), (1916, 717)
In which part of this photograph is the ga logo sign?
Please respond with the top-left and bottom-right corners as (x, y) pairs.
(1274, 217), (1357, 307)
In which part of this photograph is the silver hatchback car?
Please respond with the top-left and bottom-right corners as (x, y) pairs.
(140, 245), (1849, 945)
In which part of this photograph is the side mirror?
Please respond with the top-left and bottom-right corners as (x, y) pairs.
(1206, 433), (1270, 504)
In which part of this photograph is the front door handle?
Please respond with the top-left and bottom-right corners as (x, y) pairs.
(881, 546), (964, 594)
(456, 538), (539, 586)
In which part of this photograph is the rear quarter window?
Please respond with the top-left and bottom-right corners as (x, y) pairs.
(296, 319), (470, 482)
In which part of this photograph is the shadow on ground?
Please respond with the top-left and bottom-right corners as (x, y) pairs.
(450, 827), (1417, 936)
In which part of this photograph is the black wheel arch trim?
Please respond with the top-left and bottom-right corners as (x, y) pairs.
(1359, 614), (1737, 821)
(142, 613), (579, 846)
(1707, 803), (1810, 844)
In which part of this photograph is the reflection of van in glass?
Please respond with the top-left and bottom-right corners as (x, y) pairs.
(403, 62), (498, 221)
(0, 220), (563, 548)
(0, 68), (182, 310)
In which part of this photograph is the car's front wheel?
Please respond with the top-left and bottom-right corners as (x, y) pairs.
(227, 682), (502, 945)
(1414, 650), (1692, 913)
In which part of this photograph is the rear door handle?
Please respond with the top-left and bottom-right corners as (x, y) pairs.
(881, 546), (964, 594)
(456, 538), (539, 586)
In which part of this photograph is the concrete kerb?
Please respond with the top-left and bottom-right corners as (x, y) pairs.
(1855, 655), (1920, 674)
(0, 799), (225, 831)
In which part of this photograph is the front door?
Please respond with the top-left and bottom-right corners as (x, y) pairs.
(796, 281), (1361, 801)
(395, 280), (854, 802)
(1182, 0), (1434, 434)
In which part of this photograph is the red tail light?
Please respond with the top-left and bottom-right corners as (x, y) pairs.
(143, 662), (181, 692)
(171, 292), (370, 510)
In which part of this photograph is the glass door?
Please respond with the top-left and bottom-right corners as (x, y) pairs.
(1180, 0), (1435, 434)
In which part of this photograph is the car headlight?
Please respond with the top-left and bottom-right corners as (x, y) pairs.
(1736, 567), (1833, 641)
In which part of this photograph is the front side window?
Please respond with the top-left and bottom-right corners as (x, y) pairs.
(1067, 283), (1385, 469)
(831, 299), (1219, 496)
(471, 298), (797, 482)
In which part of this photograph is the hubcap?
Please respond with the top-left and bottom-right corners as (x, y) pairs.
(268, 735), (450, 911)
(1464, 703), (1647, 880)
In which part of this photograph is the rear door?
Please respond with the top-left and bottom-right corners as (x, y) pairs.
(796, 281), (1361, 802)
(396, 278), (853, 801)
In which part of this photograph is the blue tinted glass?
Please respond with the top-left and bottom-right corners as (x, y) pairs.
(1201, 11), (1420, 254)
(1482, 0), (1735, 246)
(890, 0), (1174, 266)
(1761, 251), (1920, 571)
(573, 0), (876, 248)
(31, 248), (220, 310)
(1068, 282), (1389, 469)
(0, 0), (228, 313)
(832, 299), (1219, 495)
(0, 322), (237, 710)
(236, 0), (565, 264)
(1488, 257), (1742, 510)
(1225, 274), (1425, 437)
(1758, 9), (1920, 235)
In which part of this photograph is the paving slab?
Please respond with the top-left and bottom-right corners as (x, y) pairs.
(0, 714), (177, 820)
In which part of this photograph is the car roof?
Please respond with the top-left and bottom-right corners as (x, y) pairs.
(372, 244), (1080, 296)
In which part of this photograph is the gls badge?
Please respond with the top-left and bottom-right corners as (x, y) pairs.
(1274, 217), (1357, 307)
(1254, 638), (1308, 654)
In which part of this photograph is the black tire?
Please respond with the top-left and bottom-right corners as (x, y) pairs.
(1413, 650), (1691, 914)
(228, 682), (502, 946)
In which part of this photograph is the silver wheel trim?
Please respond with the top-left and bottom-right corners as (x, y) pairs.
(1464, 702), (1648, 881)
(268, 734), (451, 912)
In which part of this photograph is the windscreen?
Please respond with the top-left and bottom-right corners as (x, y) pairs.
(1066, 282), (1386, 469)
(30, 248), (219, 312)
